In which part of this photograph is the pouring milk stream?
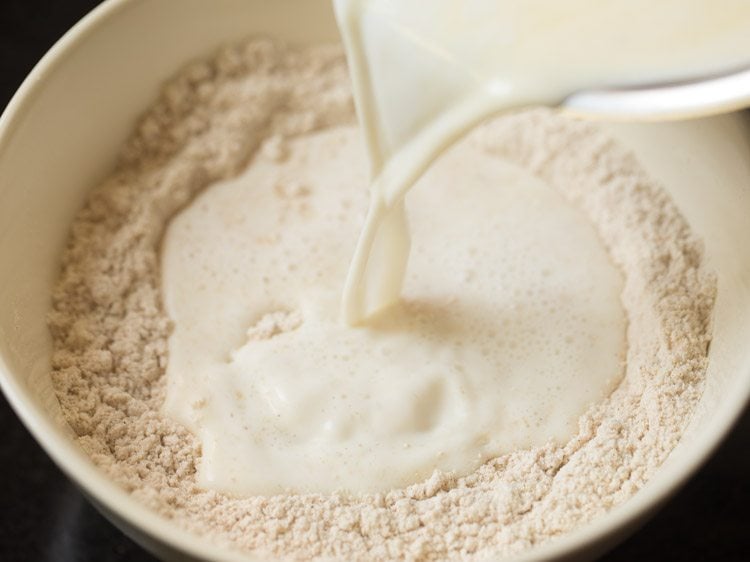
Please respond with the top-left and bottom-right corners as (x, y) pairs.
(336, 0), (750, 324)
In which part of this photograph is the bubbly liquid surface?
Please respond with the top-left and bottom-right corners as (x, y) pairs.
(162, 0), (750, 495)
(162, 127), (626, 494)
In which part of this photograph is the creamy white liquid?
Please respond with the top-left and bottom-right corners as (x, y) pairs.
(162, 1), (750, 495)
(335, 0), (750, 323)
(162, 126), (625, 494)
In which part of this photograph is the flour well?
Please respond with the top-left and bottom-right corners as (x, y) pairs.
(161, 124), (627, 496)
(48, 39), (716, 561)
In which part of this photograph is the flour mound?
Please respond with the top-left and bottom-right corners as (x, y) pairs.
(48, 38), (715, 561)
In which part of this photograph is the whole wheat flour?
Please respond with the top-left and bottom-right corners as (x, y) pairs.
(48, 38), (716, 561)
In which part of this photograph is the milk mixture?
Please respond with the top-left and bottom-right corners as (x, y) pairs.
(49, 36), (719, 559)
(162, 126), (625, 494)
(160, 1), (749, 496)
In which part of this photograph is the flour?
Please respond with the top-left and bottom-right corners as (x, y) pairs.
(48, 38), (716, 561)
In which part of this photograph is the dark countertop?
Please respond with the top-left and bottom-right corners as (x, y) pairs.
(0, 1), (748, 560)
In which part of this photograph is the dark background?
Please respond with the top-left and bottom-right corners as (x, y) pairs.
(0, 1), (748, 560)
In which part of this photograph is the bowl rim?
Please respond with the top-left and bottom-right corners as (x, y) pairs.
(0, 0), (749, 560)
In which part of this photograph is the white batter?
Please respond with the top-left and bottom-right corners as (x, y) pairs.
(162, 126), (625, 494)
(162, 1), (750, 496)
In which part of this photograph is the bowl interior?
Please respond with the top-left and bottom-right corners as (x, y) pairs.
(0, 0), (749, 560)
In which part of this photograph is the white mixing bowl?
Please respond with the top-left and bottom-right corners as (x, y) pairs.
(1, 0), (749, 560)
